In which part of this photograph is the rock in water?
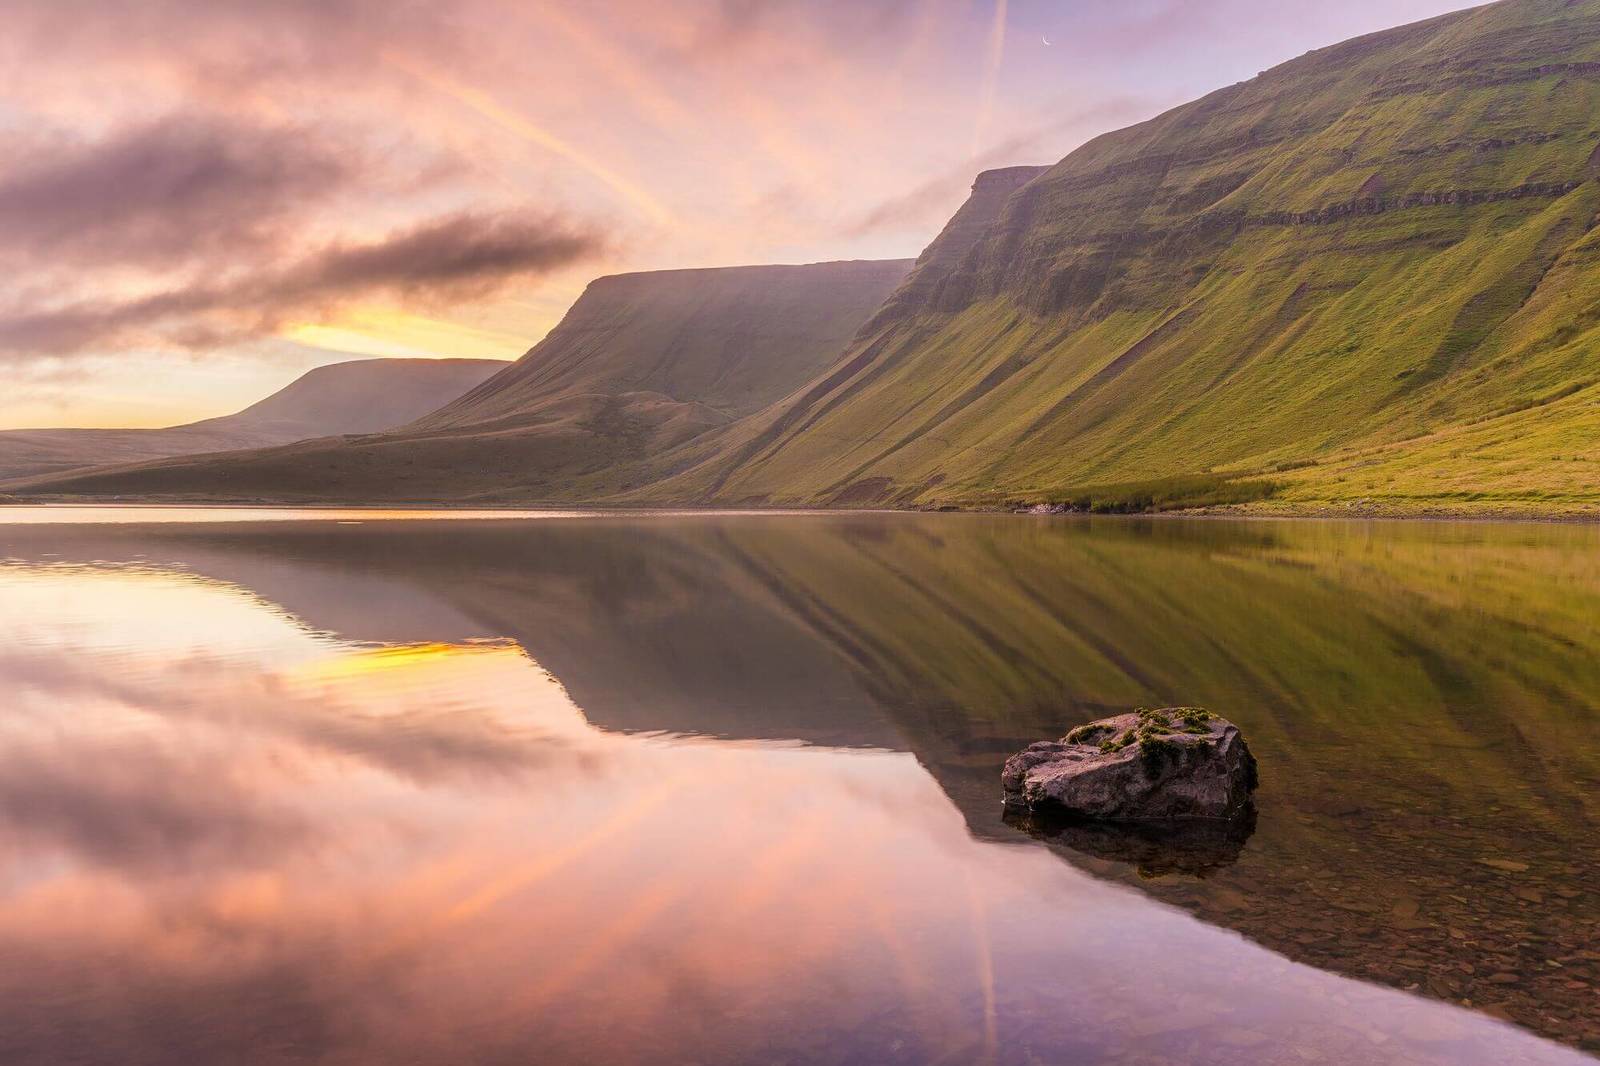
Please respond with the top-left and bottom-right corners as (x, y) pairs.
(1002, 708), (1257, 821)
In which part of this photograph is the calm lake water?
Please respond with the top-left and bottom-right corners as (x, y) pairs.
(1, 509), (1596, 1065)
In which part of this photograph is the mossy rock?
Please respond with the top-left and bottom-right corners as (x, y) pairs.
(1001, 708), (1258, 822)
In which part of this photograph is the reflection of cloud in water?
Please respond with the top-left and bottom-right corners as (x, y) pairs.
(0, 564), (610, 880)
(0, 641), (601, 786)
(0, 729), (312, 876)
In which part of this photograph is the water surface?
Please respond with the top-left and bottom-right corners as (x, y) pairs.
(1, 511), (1596, 1064)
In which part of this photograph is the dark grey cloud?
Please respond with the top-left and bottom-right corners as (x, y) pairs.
(0, 118), (360, 271)
(292, 212), (600, 301)
(0, 211), (606, 357)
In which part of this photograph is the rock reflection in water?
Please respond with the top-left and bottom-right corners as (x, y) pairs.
(1005, 807), (1257, 879)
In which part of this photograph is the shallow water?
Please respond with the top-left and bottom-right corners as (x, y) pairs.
(0, 510), (1596, 1065)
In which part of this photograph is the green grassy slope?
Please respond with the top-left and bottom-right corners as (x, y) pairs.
(648, 0), (1600, 511)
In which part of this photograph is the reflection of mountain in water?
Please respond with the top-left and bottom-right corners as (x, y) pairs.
(0, 520), (903, 750)
(6, 515), (1598, 1053)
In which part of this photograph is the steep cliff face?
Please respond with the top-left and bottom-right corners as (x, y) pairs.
(664, 0), (1600, 510)
(0, 358), (502, 482)
(950, 1), (1599, 323)
(876, 166), (1051, 317)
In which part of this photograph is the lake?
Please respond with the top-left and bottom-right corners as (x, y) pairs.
(1, 509), (1596, 1065)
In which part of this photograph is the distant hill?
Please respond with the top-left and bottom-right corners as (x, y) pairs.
(0, 358), (504, 483)
(5, 260), (913, 500)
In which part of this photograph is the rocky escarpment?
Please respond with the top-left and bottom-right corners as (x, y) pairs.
(1002, 708), (1258, 822)
(871, 165), (1050, 319)
(877, 2), (1600, 322)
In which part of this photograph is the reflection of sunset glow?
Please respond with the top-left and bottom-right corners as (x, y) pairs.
(716, 809), (831, 917)
(291, 640), (521, 682)
(440, 775), (689, 926)
(508, 874), (694, 1012)
(962, 867), (1000, 1066)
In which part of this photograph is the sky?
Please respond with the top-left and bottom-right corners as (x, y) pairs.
(0, 0), (1480, 429)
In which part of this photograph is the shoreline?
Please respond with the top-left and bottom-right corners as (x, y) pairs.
(5, 494), (1600, 525)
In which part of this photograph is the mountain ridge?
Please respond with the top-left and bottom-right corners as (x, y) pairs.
(415, 259), (914, 434)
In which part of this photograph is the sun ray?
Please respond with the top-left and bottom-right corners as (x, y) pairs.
(385, 53), (677, 229)
(530, 5), (695, 136)
(506, 874), (691, 1013)
(962, 866), (999, 1066)
(440, 775), (689, 925)
(972, 0), (1010, 157)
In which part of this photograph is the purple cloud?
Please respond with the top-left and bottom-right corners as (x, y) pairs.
(0, 118), (361, 271)
(0, 212), (605, 357)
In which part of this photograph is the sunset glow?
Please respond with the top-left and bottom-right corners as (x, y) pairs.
(285, 309), (536, 362)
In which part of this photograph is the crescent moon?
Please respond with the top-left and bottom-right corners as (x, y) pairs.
(1042, 35), (1052, 45)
